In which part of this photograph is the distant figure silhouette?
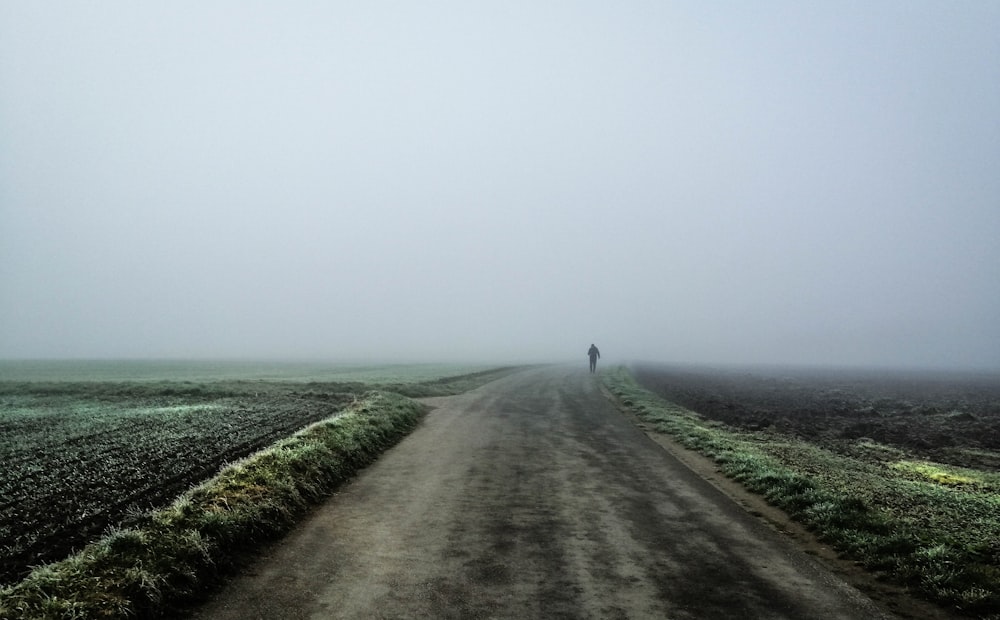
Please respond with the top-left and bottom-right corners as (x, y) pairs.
(588, 344), (601, 373)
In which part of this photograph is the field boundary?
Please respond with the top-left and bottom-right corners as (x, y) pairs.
(0, 364), (527, 591)
(598, 378), (957, 620)
(600, 366), (998, 619)
(0, 391), (426, 619)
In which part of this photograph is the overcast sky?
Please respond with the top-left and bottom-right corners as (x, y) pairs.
(1, 2), (998, 369)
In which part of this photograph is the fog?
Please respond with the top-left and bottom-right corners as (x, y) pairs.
(2, 2), (998, 369)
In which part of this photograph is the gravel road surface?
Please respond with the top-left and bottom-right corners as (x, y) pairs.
(187, 366), (897, 619)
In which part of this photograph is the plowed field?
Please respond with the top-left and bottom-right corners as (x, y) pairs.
(631, 364), (1000, 470)
(0, 382), (352, 585)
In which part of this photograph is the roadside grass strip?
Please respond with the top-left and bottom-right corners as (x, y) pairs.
(603, 367), (1000, 618)
(0, 391), (426, 620)
(0, 364), (526, 588)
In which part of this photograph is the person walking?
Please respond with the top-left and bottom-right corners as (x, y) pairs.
(587, 344), (601, 373)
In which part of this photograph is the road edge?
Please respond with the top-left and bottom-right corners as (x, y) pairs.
(597, 379), (960, 620)
(0, 392), (427, 620)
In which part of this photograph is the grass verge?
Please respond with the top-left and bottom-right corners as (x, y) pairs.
(603, 366), (1000, 619)
(0, 391), (425, 619)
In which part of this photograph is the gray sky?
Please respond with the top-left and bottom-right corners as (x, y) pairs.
(2, 2), (998, 368)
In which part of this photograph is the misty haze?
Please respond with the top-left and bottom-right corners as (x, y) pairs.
(1, 2), (997, 370)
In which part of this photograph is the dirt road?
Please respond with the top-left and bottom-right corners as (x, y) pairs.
(188, 366), (896, 619)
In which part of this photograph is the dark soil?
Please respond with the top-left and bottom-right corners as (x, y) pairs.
(0, 368), (520, 587)
(0, 385), (354, 586)
(631, 363), (1000, 471)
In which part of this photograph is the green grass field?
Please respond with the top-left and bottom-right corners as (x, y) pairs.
(0, 360), (499, 383)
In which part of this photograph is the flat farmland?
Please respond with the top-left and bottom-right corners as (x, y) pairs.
(0, 362), (511, 587)
(0, 383), (351, 586)
(631, 363), (1000, 470)
(627, 363), (1000, 615)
